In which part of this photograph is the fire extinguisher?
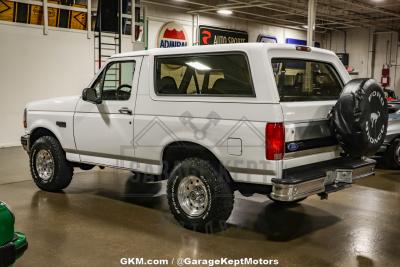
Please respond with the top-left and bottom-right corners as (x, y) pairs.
(381, 64), (390, 89)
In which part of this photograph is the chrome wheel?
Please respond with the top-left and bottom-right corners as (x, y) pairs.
(35, 149), (55, 181)
(177, 175), (209, 217)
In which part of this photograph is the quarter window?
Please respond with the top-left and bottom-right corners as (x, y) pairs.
(271, 58), (343, 102)
(155, 53), (254, 96)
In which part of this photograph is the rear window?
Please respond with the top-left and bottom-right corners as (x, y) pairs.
(271, 58), (343, 102)
(155, 53), (254, 96)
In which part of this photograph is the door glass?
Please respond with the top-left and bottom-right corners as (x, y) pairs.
(102, 61), (136, 101)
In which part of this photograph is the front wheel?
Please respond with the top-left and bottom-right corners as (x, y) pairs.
(30, 136), (73, 191)
(167, 158), (234, 233)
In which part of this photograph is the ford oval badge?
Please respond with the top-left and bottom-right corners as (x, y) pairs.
(287, 142), (299, 152)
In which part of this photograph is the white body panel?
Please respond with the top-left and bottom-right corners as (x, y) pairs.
(73, 56), (143, 168)
(24, 43), (350, 185)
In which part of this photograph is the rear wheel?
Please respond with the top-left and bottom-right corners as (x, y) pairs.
(167, 158), (234, 233)
(384, 138), (400, 169)
(30, 136), (73, 191)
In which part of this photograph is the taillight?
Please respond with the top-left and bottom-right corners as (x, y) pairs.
(23, 108), (27, 128)
(265, 123), (285, 160)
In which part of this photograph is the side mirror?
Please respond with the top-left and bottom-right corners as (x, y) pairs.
(82, 88), (101, 104)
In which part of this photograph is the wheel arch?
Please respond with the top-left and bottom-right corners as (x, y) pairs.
(30, 127), (60, 150)
(161, 141), (234, 186)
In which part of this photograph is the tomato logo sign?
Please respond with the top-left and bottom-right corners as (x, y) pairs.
(158, 22), (188, 48)
(201, 30), (212, 45)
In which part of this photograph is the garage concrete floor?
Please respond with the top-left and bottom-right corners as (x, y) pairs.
(1, 147), (399, 267)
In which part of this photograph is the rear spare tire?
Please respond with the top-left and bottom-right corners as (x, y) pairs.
(330, 78), (388, 157)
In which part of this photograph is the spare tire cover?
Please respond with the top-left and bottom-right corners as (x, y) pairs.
(330, 78), (388, 157)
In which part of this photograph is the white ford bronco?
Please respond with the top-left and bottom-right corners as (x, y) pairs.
(21, 43), (388, 232)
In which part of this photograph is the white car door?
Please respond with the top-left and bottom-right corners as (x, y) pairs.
(74, 57), (143, 167)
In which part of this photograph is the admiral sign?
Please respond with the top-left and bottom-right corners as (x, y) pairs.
(158, 21), (188, 48)
(199, 25), (248, 45)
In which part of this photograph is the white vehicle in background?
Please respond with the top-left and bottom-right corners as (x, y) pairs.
(21, 43), (387, 232)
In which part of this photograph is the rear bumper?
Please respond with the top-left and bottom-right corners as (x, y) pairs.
(0, 233), (28, 267)
(270, 157), (375, 202)
(20, 134), (30, 152)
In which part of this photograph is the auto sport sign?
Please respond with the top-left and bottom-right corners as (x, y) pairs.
(199, 25), (248, 45)
(158, 22), (188, 48)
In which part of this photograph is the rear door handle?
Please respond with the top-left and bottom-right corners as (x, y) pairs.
(119, 107), (132, 115)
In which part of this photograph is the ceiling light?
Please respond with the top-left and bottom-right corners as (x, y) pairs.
(217, 9), (233, 15)
(186, 61), (211, 71)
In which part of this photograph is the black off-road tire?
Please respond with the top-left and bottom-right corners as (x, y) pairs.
(330, 78), (388, 157)
(30, 136), (73, 191)
(384, 138), (400, 169)
(167, 158), (234, 233)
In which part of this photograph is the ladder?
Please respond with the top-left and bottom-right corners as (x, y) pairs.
(94, 32), (121, 71)
(94, 0), (123, 72)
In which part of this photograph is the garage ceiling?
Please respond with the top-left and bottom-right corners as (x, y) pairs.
(142, 0), (400, 32)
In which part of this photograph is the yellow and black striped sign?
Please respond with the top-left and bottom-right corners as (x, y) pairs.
(0, 0), (29, 24)
(30, 0), (59, 27)
(68, 3), (87, 30)
(0, 0), (87, 30)
(0, 0), (14, 22)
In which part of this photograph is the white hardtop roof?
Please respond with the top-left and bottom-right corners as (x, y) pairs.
(110, 43), (336, 58)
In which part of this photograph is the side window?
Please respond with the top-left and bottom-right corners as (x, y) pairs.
(92, 61), (136, 101)
(271, 58), (343, 101)
(155, 53), (254, 96)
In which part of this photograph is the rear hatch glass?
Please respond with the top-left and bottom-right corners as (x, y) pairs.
(272, 58), (343, 102)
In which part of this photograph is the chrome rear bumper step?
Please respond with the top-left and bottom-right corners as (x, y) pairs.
(270, 157), (375, 202)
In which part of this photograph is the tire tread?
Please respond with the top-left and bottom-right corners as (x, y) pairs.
(30, 136), (73, 191)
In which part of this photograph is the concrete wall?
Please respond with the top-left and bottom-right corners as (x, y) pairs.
(146, 4), (307, 48)
(0, 23), (94, 147)
(373, 32), (400, 93)
(319, 28), (400, 96)
(0, 24), (138, 147)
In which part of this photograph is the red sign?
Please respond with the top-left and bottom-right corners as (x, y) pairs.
(158, 22), (188, 48)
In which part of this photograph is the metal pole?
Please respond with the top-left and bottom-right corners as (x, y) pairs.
(307, 0), (316, 46)
(43, 0), (48, 35)
(143, 4), (147, 49)
(131, 0), (136, 43)
(191, 14), (195, 46)
(87, 0), (91, 39)
(118, 0), (122, 53)
(196, 14), (199, 45)
(98, 0), (102, 69)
